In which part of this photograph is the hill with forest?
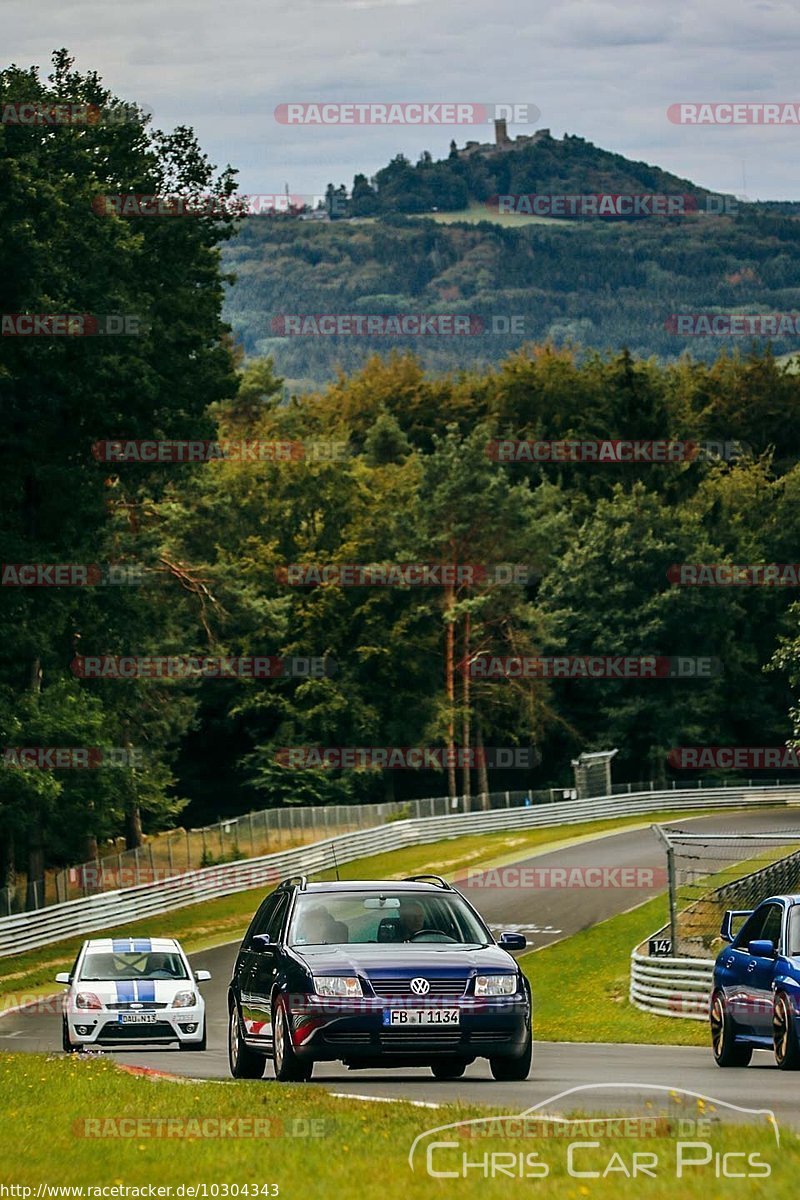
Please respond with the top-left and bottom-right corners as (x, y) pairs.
(222, 133), (800, 390)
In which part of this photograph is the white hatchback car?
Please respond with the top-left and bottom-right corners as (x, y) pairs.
(57, 937), (210, 1051)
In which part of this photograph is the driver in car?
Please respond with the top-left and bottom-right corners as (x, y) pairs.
(397, 899), (426, 940)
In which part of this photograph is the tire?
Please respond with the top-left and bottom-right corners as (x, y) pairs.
(61, 1018), (77, 1053)
(773, 993), (800, 1070)
(431, 1057), (468, 1080)
(272, 999), (313, 1082)
(228, 1001), (266, 1079)
(180, 1021), (206, 1052)
(710, 991), (753, 1067)
(489, 1026), (532, 1081)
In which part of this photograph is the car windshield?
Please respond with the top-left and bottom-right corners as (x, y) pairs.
(80, 951), (188, 981)
(288, 891), (490, 946)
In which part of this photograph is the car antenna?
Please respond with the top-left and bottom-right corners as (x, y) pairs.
(330, 840), (341, 881)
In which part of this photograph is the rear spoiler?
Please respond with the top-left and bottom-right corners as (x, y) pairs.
(720, 910), (753, 943)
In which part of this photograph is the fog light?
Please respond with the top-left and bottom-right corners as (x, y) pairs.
(76, 1026), (89, 1035)
(185, 1024), (196, 1033)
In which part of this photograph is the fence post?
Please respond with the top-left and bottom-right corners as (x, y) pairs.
(249, 812), (255, 855)
(149, 844), (155, 881)
(505, 791), (510, 808)
(167, 836), (174, 876)
(135, 847), (141, 887)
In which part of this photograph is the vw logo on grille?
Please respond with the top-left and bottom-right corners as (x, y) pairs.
(410, 977), (430, 995)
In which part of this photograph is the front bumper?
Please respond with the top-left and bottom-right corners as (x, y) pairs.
(65, 1005), (204, 1046)
(283, 995), (530, 1062)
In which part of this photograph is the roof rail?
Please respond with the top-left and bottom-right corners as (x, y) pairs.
(278, 875), (308, 891)
(403, 874), (452, 890)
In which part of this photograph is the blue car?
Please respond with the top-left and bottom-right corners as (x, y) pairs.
(711, 894), (800, 1070)
(227, 874), (531, 1081)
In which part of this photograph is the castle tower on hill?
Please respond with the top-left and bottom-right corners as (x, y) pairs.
(456, 124), (553, 160)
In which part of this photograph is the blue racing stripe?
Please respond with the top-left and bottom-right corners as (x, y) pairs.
(115, 982), (135, 1003)
(112, 940), (133, 953)
(132, 939), (152, 953)
(137, 981), (156, 1002)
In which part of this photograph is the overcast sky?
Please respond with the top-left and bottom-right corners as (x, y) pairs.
(5, 0), (800, 199)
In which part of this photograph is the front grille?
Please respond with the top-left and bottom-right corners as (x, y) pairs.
(99, 1021), (175, 1040)
(105, 1002), (168, 1011)
(469, 1032), (512, 1044)
(380, 1029), (462, 1046)
(323, 1032), (372, 1045)
(370, 978), (467, 998)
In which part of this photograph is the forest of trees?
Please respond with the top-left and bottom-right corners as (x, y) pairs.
(226, 207), (800, 390)
(3, 54), (800, 905)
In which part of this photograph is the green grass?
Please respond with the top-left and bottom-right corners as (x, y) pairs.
(424, 202), (571, 227)
(522, 893), (709, 1045)
(0, 1053), (790, 1195)
(0, 807), (775, 1011)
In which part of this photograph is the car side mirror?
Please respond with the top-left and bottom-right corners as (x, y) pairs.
(55, 972), (70, 984)
(748, 939), (776, 958)
(498, 932), (527, 951)
(195, 969), (211, 982)
(251, 933), (273, 952)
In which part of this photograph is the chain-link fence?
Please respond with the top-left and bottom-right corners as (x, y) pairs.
(652, 827), (800, 957)
(3, 786), (555, 914)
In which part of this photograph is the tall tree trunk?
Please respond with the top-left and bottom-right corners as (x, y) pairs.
(475, 718), (490, 810)
(125, 802), (143, 851)
(25, 655), (44, 910)
(123, 732), (143, 849)
(444, 587), (457, 801)
(0, 833), (15, 914)
(461, 611), (471, 810)
(26, 835), (44, 910)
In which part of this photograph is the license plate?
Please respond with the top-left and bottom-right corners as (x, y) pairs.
(118, 1012), (158, 1024)
(383, 1009), (460, 1026)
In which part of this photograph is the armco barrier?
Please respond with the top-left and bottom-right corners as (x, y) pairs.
(1, 784), (798, 958)
(630, 944), (714, 1020)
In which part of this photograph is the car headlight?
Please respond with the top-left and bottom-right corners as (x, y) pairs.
(474, 974), (518, 996)
(313, 976), (363, 998)
(172, 991), (198, 1008)
(75, 991), (103, 1010)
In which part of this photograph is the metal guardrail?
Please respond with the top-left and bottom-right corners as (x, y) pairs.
(1, 783), (798, 959)
(630, 944), (713, 1021)
(631, 827), (800, 1021)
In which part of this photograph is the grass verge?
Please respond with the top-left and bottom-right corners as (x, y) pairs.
(0, 1052), (789, 1195)
(522, 893), (709, 1045)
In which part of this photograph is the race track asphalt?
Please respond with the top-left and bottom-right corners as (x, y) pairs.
(3, 807), (800, 1125)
